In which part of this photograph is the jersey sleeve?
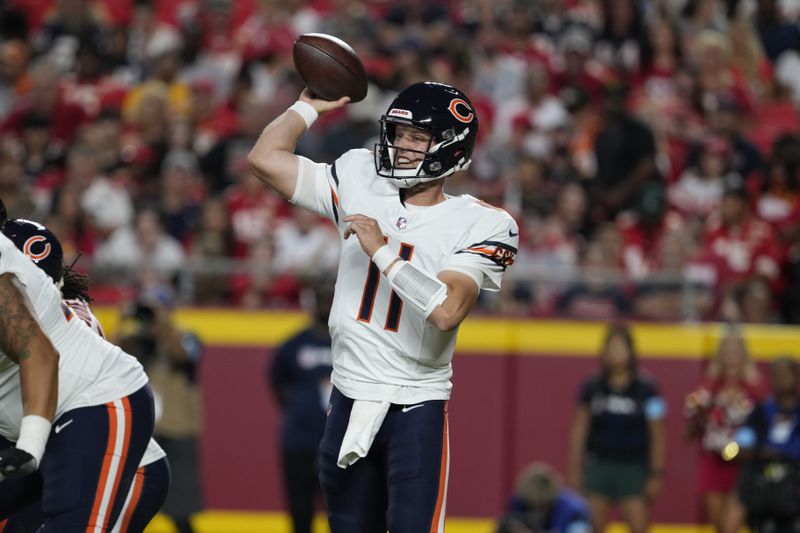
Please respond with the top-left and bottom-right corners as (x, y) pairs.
(0, 238), (28, 288)
(440, 211), (519, 291)
(290, 149), (367, 227)
(289, 155), (341, 225)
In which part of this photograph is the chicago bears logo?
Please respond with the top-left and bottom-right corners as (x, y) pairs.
(448, 98), (474, 123)
(23, 235), (51, 261)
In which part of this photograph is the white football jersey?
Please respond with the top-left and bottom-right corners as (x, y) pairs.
(64, 297), (166, 466)
(0, 233), (148, 442)
(292, 149), (518, 404)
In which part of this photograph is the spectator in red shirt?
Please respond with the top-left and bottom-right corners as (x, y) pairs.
(44, 183), (98, 259)
(1, 58), (88, 147)
(60, 39), (127, 119)
(703, 177), (784, 300)
(225, 172), (285, 258)
(638, 17), (682, 98)
(230, 233), (302, 308)
(551, 26), (609, 106)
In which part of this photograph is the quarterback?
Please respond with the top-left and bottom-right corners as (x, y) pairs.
(248, 82), (518, 532)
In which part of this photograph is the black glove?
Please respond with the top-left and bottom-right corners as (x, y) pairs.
(0, 447), (37, 479)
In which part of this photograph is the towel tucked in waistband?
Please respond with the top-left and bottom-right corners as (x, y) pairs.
(337, 399), (391, 468)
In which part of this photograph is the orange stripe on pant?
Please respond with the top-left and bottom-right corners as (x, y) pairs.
(86, 398), (132, 532)
(429, 403), (450, 533)
(119, 466), (145, 532)
(0, 518), (8, 532)
(103, 397), (133, 529)
(87, 402), (119, 533)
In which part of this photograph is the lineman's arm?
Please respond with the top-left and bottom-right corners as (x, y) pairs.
(0, 273), (59, 475)
(247, 89), (349, 200)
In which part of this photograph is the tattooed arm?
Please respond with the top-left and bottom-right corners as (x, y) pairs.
(0, 273), (58, 422)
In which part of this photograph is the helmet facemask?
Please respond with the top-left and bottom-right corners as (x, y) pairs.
(374, 118), (473, 188)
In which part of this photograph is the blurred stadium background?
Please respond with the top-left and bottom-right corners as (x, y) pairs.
(2, 0), (800, 531)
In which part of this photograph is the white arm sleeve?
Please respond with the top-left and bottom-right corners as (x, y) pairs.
(385, 260), (448, 318)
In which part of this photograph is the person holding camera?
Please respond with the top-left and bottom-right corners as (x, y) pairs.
(117, 290), (203, 533)
(497, 462), (591, 533)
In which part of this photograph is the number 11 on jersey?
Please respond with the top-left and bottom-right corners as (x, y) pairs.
(357, 243), (414, 331)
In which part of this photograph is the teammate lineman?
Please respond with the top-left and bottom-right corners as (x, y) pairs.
(248, 82), (518, 532)
(0, 217), (169, 532)
(0, 206), (157, 531)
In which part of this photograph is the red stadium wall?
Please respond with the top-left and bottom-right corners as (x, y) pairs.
(197, 347), (706, 522)
(93, 309), (800, 523)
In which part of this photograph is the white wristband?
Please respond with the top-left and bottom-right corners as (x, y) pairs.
(288, 100), (318, 129)
(16, 415), (52, 467)
(371, 245), (397, 274)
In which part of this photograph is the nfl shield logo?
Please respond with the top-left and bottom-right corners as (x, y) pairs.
(396, 217), (407, 230)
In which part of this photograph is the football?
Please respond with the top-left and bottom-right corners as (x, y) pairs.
(293, 33), (368, 103)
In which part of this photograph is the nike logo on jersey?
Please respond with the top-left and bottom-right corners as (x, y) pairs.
(402, 403), (425, 413)
(54, 420), (74, 434)
(508, 229), (518, 237)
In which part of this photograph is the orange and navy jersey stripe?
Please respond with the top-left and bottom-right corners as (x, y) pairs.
(329, 163), (341, 223)
(456, 240), (517, 269)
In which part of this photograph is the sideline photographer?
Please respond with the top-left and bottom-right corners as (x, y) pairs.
(497, 462), (591, 533)
(116, 290), (204, 533)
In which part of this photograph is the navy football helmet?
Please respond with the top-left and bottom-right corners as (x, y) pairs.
(374, 82), (479, 188)
(2, 219), (64, 284)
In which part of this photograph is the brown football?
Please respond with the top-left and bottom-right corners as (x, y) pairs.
(293, 33), (368, 102)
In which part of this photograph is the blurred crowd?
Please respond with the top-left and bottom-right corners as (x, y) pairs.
(1, 0), (800, 322)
